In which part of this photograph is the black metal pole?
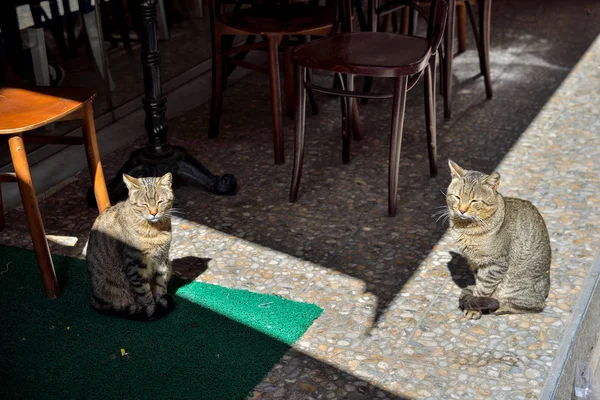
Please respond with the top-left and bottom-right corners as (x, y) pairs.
(90, 0), (237, 206)
(140, 0), (171, 158)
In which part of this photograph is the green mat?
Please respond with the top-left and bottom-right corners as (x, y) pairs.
(0, 245), (322, 399)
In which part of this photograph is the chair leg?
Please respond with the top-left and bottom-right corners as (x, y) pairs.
(443, 0), (456, 120)
(83, 11), (116, 91)
(112, 0), (133, 52)
(26, 28), (50, 86)
(424, 55), (438, 177)
(388, 76), (408, 217)
(438, 49), (445, 95)
(209, 31), (224, 139)
(400, 7), (410, 35)
(347, 74), (362, 141)
(306, 69), (319, 115)
(157, 0), (170, 40)
(391, 10), (399, 33)
(480, 0), (493, 99)
(409, 8), (419, 35)
(361, 0), (377, 104)
(225, 35), (254, 78)
(0, 185), (4, 231)
(351, 99), (362, 141)
(8, 135), (59, 299)
(353, 0), (369, 32)
(466, 0), (493, 100)
(300, 35), (319, 116)
(283, 41), (295, 119)
(267, 34), (284, 164)
(289, 66), (307, 202)
(368, 0), (377, 32)
(361, 77), (373, 105)
(81, 102), (111, 214)
(336, 74), (351, 164)
(457, 2), (467, 54)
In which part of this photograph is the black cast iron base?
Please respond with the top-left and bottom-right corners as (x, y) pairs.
(87, 146), (237, 207)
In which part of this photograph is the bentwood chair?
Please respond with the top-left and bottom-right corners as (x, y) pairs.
(442, 0), (492, 119)
(0, 87), (110, 299)
(362, 0), (492, 120)
(208, 0), (336, 164)
(289, 0), (448, 216)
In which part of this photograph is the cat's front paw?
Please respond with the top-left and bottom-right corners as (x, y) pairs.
(156, 293), (175, 311)
(462, 309), (482, 320)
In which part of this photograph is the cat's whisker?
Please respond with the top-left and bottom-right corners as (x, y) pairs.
(436, 215), (449, 224)
(434, 210), (451, 225)
(432, 209), (447, 218)
(442, 214), (451, 226)
(475, 216), (491, 230)
(166, 209), (187, 217)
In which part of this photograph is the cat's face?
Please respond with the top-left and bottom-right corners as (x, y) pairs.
(446, 160), (500, 221)
(122, 173), (174, 223)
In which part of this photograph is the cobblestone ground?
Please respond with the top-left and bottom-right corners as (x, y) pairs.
(1, 1), (599, 398)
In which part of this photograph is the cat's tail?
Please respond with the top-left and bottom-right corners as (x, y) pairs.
(91, 294), (175, 322)
(459, 291), (500, 311)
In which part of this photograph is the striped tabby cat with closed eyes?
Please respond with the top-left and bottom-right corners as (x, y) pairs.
(86, 173), (175, 321)
(446, 160), (551, 320)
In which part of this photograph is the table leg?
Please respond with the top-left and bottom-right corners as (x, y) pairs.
(90, 0), (237, 206)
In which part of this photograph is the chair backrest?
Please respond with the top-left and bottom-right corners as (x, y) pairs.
(211, 0), (324, 16)
(375, 0), (448, 53)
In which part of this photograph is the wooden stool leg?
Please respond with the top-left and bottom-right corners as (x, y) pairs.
(81, 102), (111, 214)
(8, 135), (59, 299)
(268, 34), (284, 165)
(388, 76), (408, 217)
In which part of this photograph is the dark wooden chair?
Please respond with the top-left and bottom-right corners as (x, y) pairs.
(0, 87), (111, 299)
(443, 0), (492, 119)
(361, 0), (491, 119)
(289, 0), (448, 216)
(208, 0), (336, 164)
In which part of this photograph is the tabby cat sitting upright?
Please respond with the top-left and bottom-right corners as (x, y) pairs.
(86, 173), (175, 321)
(446, 160), (551, 320)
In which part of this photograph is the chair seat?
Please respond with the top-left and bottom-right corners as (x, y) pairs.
(292, 32), (432, 78)
(0, 87), (96, 134)
(220, 4), (335, 35)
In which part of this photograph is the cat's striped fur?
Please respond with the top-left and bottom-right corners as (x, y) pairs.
(86, 173), (175, 321)
(446, 160), (551, 320)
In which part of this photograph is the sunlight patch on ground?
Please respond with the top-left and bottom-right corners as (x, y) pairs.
(452, 45), (570, 84)
(46, 235), (78, 247)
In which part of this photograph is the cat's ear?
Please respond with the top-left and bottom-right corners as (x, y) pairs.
(484, 172), (501, 191)
(122, 174), (140, 191)
(448, 159), (465, 179)
(157, 172), (173, 188)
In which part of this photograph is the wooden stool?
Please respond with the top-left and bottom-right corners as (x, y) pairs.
(0, 87), (111, 299)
